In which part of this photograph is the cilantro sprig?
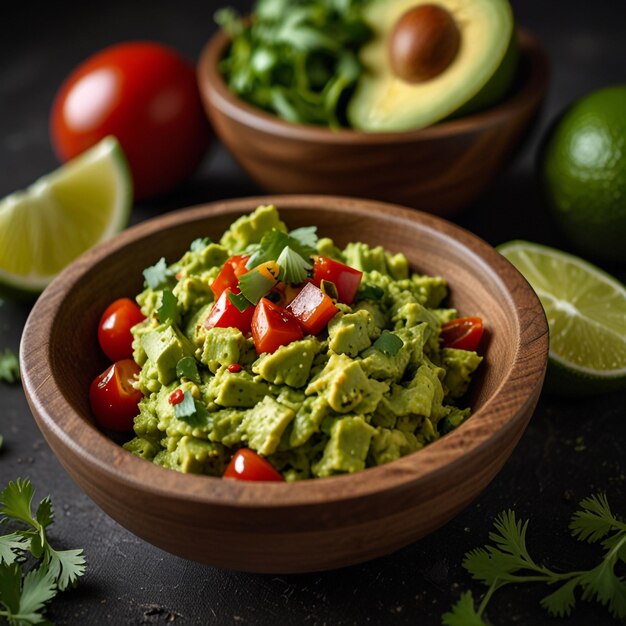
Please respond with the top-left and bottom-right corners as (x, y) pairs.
(442, 493), (626, 625)
(0, 478), (86, 625)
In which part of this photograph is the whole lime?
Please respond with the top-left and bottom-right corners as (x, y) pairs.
(539, 85), (626, 263)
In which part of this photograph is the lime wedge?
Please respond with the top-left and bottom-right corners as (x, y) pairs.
(0, 136), (132, 296)
(498, 240), (626, 396)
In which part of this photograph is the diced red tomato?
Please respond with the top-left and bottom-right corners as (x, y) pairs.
(204, 287), (254, 334)
(210, 255), (250, 299)
(97, 298), (145, 362)
(440, 316), (484, 351)
(223, 449), (284, 482)
(287, 282), (339, 335)
(312, 256), (362, 305)
(89, 359), (142, 431)
(251, 298), (303, 354)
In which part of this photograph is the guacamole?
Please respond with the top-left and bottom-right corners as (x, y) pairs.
(123, 205), (482, 480)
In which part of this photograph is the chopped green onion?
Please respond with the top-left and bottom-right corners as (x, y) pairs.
(157, 289), (179, 324)
(277, 246), (311, 285)
(176, 356), (201, 384)
(228, 290), (253, 312)
(373, 331), (404, 356)
(238, 269), (278, 305)
(357, 284), (385, 301)
(320, 279), (338, 300)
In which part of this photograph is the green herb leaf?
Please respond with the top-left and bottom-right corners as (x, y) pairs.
(190, 237), (212, 252)
(45, 547), (87, 591)
(0, 479), (37, 529)
(357, 284), (384, 301)
(0, 349), (20, 384)
(173, 391), (207, 427)
(157, 290), (179, 325)
(228, 291), (253, 312)
(288, 226), (318, 253)
(15, 563), (57, 622)
(246, 229), (316, 271)
(143, 257), (175, 290)
(569, 492), (625, 544)
(176, 357), (201, 385)
(372, 331), (403, 356)
(238, 269), (277, 305)
(441, 591), (488, 626)
(0, 533), (29, 566)
(277, 246), (312, 285)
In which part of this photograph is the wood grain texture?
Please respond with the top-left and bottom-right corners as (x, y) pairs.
(20, 196), (549, 573)
(197, 31), (549, 216)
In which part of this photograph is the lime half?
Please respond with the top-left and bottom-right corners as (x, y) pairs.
(498, 240), (626, 396)
(0, 136), (132, 296)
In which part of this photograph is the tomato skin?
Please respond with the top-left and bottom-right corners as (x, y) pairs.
(223, 449), (284, 482)
(210, 255), (249, 299)
(204, 287), (254, 334)
(89, 359), (142, 431)
(252, 298), (303, 354)
(440, 317), (484, 351)
(98, 298), (145, 362)
(312, 256), (362, 305)
(50, 42), (210, 200)
(287, 282), (339, 335)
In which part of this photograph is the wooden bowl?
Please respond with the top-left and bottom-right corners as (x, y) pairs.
(21, 196), (548, 573)
(197, 31), (549, 216)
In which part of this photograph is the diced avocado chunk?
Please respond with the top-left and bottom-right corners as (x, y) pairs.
(242, 396), (295, 455)
(220, 204), (287, 253)
(199, 327), (249, 374)
(141, 324), (195, 385)
(368, 428), (420, 466)
(123, 436), (161, 461)
(343, 242), (409, 279)
(442, 348), (483, 399)
(439, 406), (472, 435)
(290, 395), (331, 447)
(328, 309), (379, 357)
(312, 417), (376, 476)
(175, 436), (229, 475)
(204, 366), (269, 408)
(252, 338), (321, 388)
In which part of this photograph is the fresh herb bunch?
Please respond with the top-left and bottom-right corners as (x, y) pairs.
(216, 0), (372, 128)
(0, 478), (86, 625)
(442, 493), (626, 625)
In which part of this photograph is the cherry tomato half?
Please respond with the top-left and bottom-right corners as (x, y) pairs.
(98, 298), (145, 362)
(252, 298), (303, 354)
(440, 316), (484, 351)
(50, 42), (210, 199)
(312, 256), (362, 305)
(223, 449), (284, 482)
(89, 359), (143, 431)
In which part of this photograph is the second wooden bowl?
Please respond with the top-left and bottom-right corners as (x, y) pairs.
(197, 31), (549, 216)
(21, 196), (548, 573)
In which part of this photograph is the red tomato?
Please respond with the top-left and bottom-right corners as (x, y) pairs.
(223, 449), (284, 482)
(50, 42), (210, 199)
(210, 255), (249, 300)
(204, 287), (254, 334)
(89, 359), (142, 431)
(98, 298), (145, 362)
(312, 256), (362, 305)
(440, 317), (484, 351)
(252, 298), (303, 354)
(287, 282), (339, 335)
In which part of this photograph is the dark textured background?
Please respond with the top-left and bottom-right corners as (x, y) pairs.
(1, 1), (625, 624)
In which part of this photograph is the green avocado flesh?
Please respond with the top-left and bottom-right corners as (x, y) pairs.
(348, 0), (518, 132)
(123, 205), (482, 480)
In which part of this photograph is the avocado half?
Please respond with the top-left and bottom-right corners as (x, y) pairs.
(348, 0), (518, 132)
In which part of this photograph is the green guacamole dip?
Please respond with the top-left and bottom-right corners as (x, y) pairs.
(123, 205), (482, 480)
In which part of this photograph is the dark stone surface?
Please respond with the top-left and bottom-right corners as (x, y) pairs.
(1, 1), (625, 624)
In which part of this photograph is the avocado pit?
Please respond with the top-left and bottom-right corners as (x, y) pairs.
(389, 4), (461, 83)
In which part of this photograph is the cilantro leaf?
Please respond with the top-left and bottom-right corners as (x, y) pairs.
(16, 564), (57, 622)
(246, 229), (315, 271)
(441, 591), (488, 626)
(569, 492), (625, 544)
(0, 479), (38, 529)
(190, 237), (212, 252)
(0, 349), (20, 384)
(157, 289), (179, 325)
(0, 533), (29, 566)
(372, 331), (403, 357)
(277, 246), (311, 285)
(176, 357), (201, 385)
(0, 562), (22, 615)
(287, 226), (317, 255)
(45, 547), (86, 591)
(143, 258), (175, 290)
(174, 392), (207, 427)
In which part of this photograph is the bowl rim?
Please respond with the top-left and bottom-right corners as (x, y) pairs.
(197, 27), (550, 144)
(21, 195), (548, 509)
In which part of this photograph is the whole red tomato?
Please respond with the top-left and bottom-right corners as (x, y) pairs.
(98, 298), (145, 362)
(50, 41), (210, 199)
